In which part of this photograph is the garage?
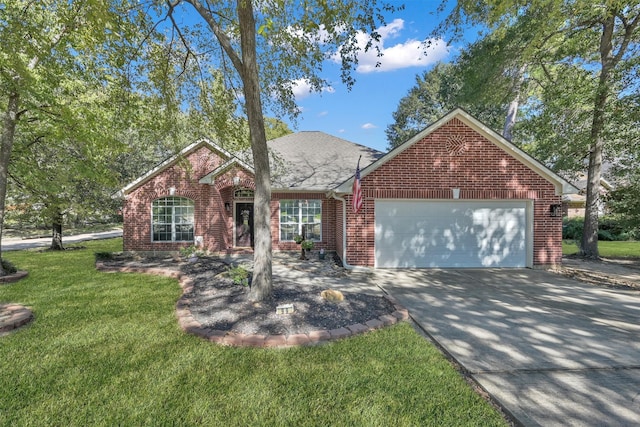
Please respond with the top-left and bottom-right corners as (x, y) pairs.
(374, 200), (531, 268)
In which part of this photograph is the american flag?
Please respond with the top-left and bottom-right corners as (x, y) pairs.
(352, 157), (363, 214)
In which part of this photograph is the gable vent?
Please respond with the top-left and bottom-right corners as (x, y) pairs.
(446, 135), (469, 155)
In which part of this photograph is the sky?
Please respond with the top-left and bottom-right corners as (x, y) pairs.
(280, 1), (472, 153)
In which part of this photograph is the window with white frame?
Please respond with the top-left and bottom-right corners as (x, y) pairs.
(152, 197), (195, 242)
(280, 200), (322, 241)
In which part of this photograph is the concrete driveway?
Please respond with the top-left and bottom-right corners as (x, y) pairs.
(374, 269), (640, 426)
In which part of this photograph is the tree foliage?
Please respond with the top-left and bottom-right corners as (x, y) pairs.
(434, 0), (640, 257)
(385, 61), (505, 149)
(0, 0), (159, 267)
(161, 0), (393, 300)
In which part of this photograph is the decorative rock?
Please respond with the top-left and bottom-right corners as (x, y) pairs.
(320, 289), (344, 302)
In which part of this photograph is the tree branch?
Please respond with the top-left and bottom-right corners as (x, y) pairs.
(612, 9), (640, 64)
(182, 0), (244, 76)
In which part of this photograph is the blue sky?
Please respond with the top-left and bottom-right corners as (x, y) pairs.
(281, 1), (470, 153)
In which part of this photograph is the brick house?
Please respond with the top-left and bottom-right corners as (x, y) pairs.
(120, 108), (576, 268)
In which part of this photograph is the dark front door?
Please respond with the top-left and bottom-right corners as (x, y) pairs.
(235, 203), (254, 248)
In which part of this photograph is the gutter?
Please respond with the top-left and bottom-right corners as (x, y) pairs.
(326, 191), (370, 272)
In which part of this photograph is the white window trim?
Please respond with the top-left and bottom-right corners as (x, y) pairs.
(150, 197), (195, 243)
(279, 199), (322, 242)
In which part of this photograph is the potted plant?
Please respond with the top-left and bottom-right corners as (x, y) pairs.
(301, 239), (314, 251)
(293, 234), (303, 244)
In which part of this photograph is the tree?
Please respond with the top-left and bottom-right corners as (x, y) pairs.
(385, 61), (505, 150)
(163, 0), (393, 301)
(436, 0), (640, 259)
(0, 1), (151, 269)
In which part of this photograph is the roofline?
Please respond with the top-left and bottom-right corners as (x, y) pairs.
(198, 157), (255, 184)
(335, 108), (579, 196)
(121, 138), (233, 195)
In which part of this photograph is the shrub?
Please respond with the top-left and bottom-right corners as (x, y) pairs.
(95, 251), (114, 261)
(563, 215), (637, 241)
(228, 265), (250, 286)
(179, 245), (204, 258)
(1, 259), (18, 274)
(562, 217), (583, 240)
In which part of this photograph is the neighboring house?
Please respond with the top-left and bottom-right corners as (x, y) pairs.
(563, 173), (613, 218)
(120, 108), (577, 269)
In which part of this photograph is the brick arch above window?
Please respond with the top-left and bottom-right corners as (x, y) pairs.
(139, 188), (201, 203)
(213, 177), (256, 191)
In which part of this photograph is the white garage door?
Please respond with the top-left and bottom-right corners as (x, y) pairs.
(375, 200), (530, 268)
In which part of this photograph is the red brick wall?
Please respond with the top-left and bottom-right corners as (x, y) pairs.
(344, 118), (563, 267)
(123, 146), (228, 253)
(123, 144), (340, 253)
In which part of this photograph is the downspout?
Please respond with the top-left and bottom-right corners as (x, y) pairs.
(327, 191), (368, 271)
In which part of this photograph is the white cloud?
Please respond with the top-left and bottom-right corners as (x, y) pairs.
(361, 123), (377, 130)
(289, 78), (335, 100)
(317, 111), (328, 117)
(335, 19), (450, 73)
(338, 129), (346, 133)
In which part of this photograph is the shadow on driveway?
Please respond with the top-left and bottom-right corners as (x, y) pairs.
(375, 269), (640, 426)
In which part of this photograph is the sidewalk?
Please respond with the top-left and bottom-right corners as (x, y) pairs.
(557, 256), (640, 288)
(1, 229), (123, 251)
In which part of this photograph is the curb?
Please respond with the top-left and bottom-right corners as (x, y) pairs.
(0, 271), (29, 285)
(96, 262), (409, 348)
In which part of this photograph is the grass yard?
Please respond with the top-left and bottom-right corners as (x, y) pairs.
(0, 239), (506, 426)
(563, 240), (640, 258)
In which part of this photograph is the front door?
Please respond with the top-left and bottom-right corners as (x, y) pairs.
(235, 203), (254, 248)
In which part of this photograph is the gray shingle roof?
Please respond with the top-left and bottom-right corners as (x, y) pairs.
(266, 131), (383, 191)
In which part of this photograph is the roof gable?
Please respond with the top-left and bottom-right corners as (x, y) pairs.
(121, 138), (234, 195)
(198, 157), (254, 184)
(335, 108), (578, 195)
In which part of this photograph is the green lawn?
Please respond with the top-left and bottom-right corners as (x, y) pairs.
(0, 239), (506, 426)
(563, 240), (640, 258)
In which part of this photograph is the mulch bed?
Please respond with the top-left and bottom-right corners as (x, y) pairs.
(101, 254), (397, 336)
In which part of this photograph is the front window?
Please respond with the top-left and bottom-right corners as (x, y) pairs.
(280, 200), (321, 241)
(152, 197), (194, 242)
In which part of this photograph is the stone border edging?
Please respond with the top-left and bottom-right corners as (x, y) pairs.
(0, 271), (29, 284)
(96, 262), (409, 348)
(0, 304), (34, 334)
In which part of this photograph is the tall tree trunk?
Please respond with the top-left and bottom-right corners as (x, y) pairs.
(503, 64), (527, 141)
(581, 16), (616, 259)
(0, 93), (20, 275)
(238, 0), (272, 301)
(50, 211), (65, 250)
(181, 0), (273, 301)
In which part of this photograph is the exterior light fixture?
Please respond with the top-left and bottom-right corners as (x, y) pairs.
(549, 204), (562, 217)
(225, 202), (231, 212)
